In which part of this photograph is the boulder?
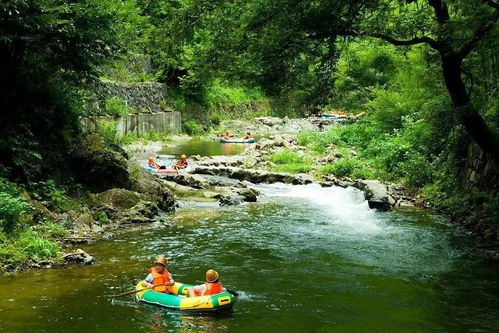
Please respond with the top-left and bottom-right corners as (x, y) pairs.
(63, 249), (95, 265)
(219, 193), (244, 206)
(95, 189), (142, 212)
(130, 167), (175, 212)
(353, 180), (392, 211)
(72, 209), (94, 234)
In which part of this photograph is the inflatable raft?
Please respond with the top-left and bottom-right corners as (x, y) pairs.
(142, 165), (193, 175)
(135, 282), (235, 313)
(220, 138), (255, 144)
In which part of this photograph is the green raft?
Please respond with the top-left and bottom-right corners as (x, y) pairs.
(135, 282), (235, 313)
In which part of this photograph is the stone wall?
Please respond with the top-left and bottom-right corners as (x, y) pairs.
(93, 81), (169, 114)
(81, 112), (181, 136)
(461, 144), (498, 193)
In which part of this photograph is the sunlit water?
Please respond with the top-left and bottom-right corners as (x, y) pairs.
(1, 184), (498, 332)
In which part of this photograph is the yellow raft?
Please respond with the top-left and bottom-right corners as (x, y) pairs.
(135, 282), (235, 313)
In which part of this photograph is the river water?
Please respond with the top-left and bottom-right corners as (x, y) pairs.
(1, 183), (498, 332)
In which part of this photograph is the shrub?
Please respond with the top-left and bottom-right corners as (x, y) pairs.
(96, 119), (119, 144)
(18, 230), (60, 260)
(104, 97), (133, 116)
(0, 193), (30, 234)
(38, 222), (69, 238)
(183, 120), (203, 135)
(268, 150), (303, 164)
(273, 163), (312, 173)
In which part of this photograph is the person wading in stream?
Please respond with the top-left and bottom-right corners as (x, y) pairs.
(141, 256), (175, 293)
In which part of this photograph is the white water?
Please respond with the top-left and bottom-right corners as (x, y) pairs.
(253, 183), (382, 233)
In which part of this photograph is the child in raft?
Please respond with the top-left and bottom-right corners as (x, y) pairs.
(147, 156), (165, 169)
(172, 154), (188, 171)
(223, 130), (231, 140)
(187, 269), (226, 297)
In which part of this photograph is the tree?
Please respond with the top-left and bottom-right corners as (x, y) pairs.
(0, 0), (134, 180)
(164, 0), (498, 158)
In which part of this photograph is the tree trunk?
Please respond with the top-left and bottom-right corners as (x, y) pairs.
(440, 52), (499, 160)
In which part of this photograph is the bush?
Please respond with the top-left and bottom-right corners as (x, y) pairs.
(96, 119), (120, 144)
(18, 230), (60, 260)
(183, 120), (203, 135)
(104, 97), (133, 116)
(30, 180), (79, 213)
(268, 150), (303, 164)
(0, 193), (30, 234)
(38, 222), (69, 238)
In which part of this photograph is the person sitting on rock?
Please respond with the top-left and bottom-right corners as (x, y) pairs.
(141, 256), (175, 293)
(243, 132), (252, 140)
(173, 154), (188, 171)
(187, 269), (226, 297)
(223, 130), (231, 140)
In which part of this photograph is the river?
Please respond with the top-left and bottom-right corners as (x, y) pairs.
(0, 143), (498, 332)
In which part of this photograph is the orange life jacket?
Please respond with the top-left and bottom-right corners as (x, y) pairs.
(204, 281), (223, 295)
(176, 159), (188, 168)
(148, 160), (156, 168)
(148, 267), (173, 293)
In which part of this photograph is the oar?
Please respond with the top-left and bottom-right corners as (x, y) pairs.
(112, 282), (175, 298)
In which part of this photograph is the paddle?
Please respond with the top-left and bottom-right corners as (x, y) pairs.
(112, 282), (175, 298)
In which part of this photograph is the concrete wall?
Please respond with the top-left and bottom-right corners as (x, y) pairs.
(81, 112), (181, 136)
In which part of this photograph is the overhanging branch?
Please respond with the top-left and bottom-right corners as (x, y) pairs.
(310, 30), (443, 50)
(482, 0), (499, 9)
(458, 9), (499, 58)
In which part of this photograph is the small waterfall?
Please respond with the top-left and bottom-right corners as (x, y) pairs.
(253, 183), (382, 233)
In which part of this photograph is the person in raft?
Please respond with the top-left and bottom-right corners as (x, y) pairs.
(243, 132), (252, 140)
(173, 154), (188, 171)
(223, 130), (231, 140)
(147, 156), (166, 169)
(187, 269), (226, 297)
(141, 256), (175, 293)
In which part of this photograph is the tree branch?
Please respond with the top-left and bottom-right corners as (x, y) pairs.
(458, 8), (499, 58)
(481, 0), (499, 9)
(310, 30), (443, 51)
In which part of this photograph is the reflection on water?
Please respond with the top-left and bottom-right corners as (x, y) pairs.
(0, 184), (498, 332)
(158, 138), (248, 157)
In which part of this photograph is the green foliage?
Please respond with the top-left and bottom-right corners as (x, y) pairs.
(104, 97), (133, 116)
(30, 180), (79, 213)
(97, 212), (110, 225)
(0, 193), (30, 234)
(38, 222), (69, 238)
(183, 120), (204, 135)
(267, 150), (312, 174)
(268, 150), (304, 164)
(96, 120), (120, 144)
(17, 230), (60, 260)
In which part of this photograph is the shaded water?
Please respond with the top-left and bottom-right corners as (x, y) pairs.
(158, 138), (249, 157)
(1, 184), (498, 332)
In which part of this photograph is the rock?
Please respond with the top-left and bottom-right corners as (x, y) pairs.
(353, 180), (392, 211)
(219, 194), (244, 206)
(130, 167), (175, 212)
(194, 166), (313, 185)
(95, 189), (142, 211)
(72, 209), (94, 234)
(63, 249), (95, 265)
(235, 188), (259, 202)
(161, 174), (213, 189)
